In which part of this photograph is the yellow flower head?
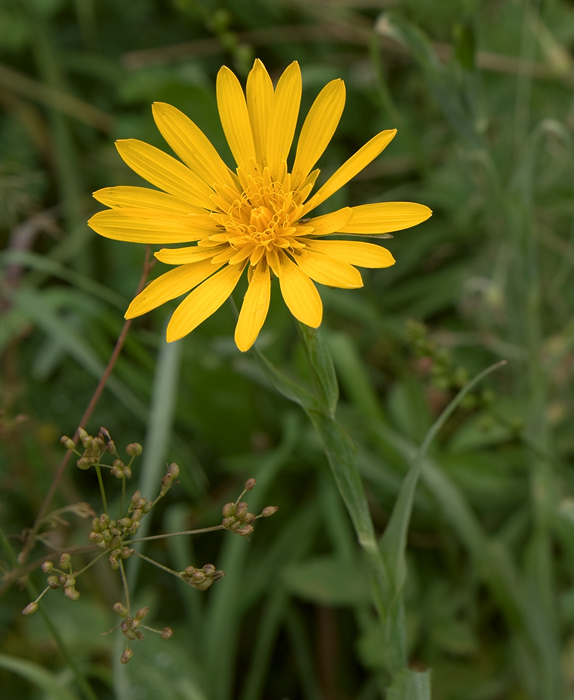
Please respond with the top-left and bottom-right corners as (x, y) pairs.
(89, 59), (431, 351)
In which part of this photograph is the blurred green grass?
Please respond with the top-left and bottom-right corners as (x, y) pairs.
(2, 0), (574, 698)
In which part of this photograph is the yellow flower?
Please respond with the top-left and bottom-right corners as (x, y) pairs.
(88, 59), (431, 351)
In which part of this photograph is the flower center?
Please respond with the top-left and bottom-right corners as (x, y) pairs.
(224, 174), (301, 249)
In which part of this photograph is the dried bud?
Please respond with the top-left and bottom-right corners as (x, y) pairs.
(47, 575), (60, 589)
(59, 553), (71, 569)
(135, 606), (149, 620)
(22, 602), (38, 615)
(121, 648), (133, 664)
(202, 564), (215, 575)
(126, 443), (143, 457)
(245, 478), (256, 491)
(41, 561), (53, 573)
(60, 436), (75, 450)
(261, 506), (279, 518)
(235, 502), (249, 519)
(65, 587), (80, 601)
(160, 627), (173, 640)
(106, 440), (116, 453)
(243, 513), (255, 525)
(237, 524), (254, 537)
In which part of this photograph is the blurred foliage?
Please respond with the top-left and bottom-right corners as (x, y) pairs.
(2, 0), (574, 699)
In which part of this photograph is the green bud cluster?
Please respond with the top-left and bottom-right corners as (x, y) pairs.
(75, 428), (107, 470)
(221, 479), (278, 537)
(89, 510), (142, 551)
(180, 563), (224, 591)
(59, 427), (143, 477)
(111, 603), (173, 663)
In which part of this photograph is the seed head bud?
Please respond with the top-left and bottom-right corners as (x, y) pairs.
(91, 437), (105, 452)
(22, 602), (38, 615)
(65, 587), (80, 601)
(222, 502), (236, 517)
(167, 462), (179, 479)
(121, 648), (133, 664)
(47, 575), (60, 589)
(41, 561), (53, 573)
(60, 553), (71, 569)
(243, 513), (255, 525)
(202, 564), (216, 576)
(113, 602), (128, 617)
(76, 457), (92, 470)
(161, 627), (173, 640)
(235, 502), (248, 519)
(261, 506), (279, 517)
(106, 440), (116, 453)
(237, 524), (254, 537)
(222, 516), (235, 529)
(123, 466), (132, 479)
(245, 478), (256, 491)
(78, 428), (88, 442)
(126, 443), (143, 457)
(135, 606), (149, 620)
(60, 436), (75, 450)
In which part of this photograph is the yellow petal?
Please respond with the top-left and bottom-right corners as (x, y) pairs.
(152, 102), (237, 191)
(294, 250), (363, 289)
(88, 208), (216, 243)
(306, 240), (395, 268)
(154, 245), (227, 264)
(246, 59), (274, 168)
(166, 262), (246, 341)
(304, 206), (352, 235)
(216, 66), (256, 169)
(234, 261), (271, 351)
(125, 259), (223, 318)
(278, 254), (322, 327)
(301, 129), (397, 216)
(338, 202), (432, 233)
(93, 186), (204, 215)
(116, 139), (215, 207)
(292, 79), (345, 188)
(266, 61), (302, 178)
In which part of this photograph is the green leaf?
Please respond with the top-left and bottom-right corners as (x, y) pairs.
(387, 668), (432, 700)
(0, 653), (80, 700)
(282, 555), (370, 605)
(252, 345), (319, 411)
(298, 323), (339, 415)
(380, 361), (507, 598)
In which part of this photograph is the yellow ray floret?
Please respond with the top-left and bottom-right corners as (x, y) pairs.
(88, 59), (432, 351)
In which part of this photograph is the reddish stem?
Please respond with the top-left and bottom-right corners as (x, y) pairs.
(19, 248), (154, 564)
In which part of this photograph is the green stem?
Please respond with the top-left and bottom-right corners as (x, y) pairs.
(94, 465), (108, 514)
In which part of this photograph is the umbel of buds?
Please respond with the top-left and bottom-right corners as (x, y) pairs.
(180, 564), (224, 591)
(221, 479), (278, 537)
